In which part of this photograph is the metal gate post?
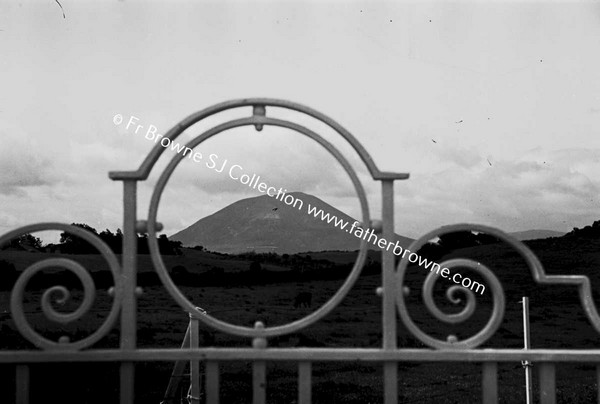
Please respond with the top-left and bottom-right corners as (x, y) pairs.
(120, 180), (138, 404)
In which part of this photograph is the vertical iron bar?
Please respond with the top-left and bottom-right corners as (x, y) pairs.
(120, 180), (137, 404)
(205, 361), (219, 404)
(482, 362), (498, 404)
(381, 179), (396, 348)
(189, 316), (201, 404)
(381, 179), (398, 404)
(16, 365), (29, 404)
(522, 297), (533, 404)
(383, 363), (398, 404)
(298, 361), (312, 404)
(539, 363), (556, 404)
(596, 365), (600, 404)
(253, 361), (266, 404)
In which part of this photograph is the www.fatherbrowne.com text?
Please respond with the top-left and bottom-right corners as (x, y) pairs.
(114, 113), (485, 295)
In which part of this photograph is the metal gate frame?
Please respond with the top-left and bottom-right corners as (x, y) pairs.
(1, 98), (600, 404)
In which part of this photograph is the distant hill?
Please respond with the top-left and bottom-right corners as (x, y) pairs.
(509, 229), (565, 241)
(170, 192), (413, 254)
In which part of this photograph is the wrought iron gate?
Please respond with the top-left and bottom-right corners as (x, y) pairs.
(1, 99), (599, 404)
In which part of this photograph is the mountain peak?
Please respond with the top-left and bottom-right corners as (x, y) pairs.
(170, 192), (412, 254)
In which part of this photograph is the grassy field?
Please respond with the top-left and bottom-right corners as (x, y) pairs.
(1, 236), (600, 403)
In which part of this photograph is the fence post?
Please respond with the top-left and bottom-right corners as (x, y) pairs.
(522, 297), (533, 404)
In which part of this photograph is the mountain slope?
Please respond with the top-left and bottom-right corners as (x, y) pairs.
(170, 192), (413, 254)
(509, 230), (565, 241)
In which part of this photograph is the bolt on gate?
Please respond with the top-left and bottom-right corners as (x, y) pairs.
(1, 98), (600, 404)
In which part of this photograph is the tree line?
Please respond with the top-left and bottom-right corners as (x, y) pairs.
(1, 223), (182, 255)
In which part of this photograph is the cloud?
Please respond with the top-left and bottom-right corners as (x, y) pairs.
(153, 124), (358, 197)
(433, 143), (483, 170)
(0, 211), (20, 229)
(395, 147), (600, 238)
(0, 125), (59, 195)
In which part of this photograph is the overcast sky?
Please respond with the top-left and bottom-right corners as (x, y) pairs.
(1, 0), (599, 244)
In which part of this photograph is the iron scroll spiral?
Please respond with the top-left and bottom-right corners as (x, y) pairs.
(0, 223), (122, 350)
(395, 223), (544, 349)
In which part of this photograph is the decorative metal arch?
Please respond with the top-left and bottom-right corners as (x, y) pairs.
(109, 98), (409, 339)
(109, 98), (410, 182)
